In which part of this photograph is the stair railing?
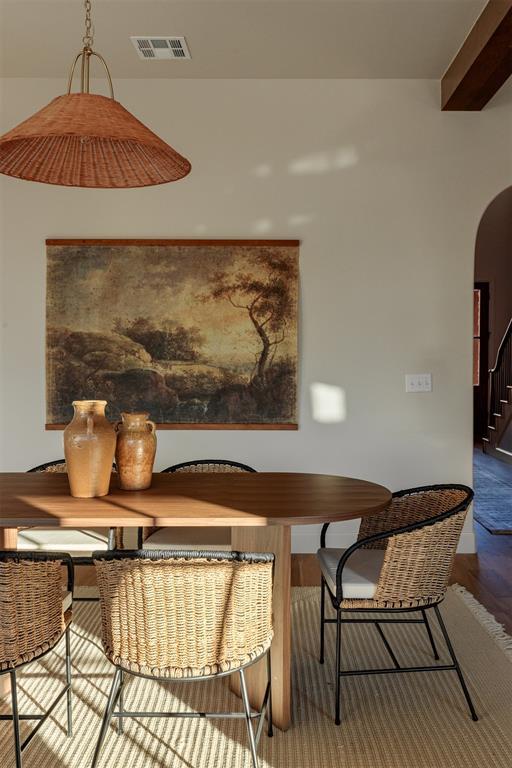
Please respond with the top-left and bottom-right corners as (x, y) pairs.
(489, 317), (512, 422)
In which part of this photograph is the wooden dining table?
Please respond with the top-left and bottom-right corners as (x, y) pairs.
(0, 471), (391, 729)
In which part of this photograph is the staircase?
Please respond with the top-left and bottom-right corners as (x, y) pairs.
(483, 318), (512, 464)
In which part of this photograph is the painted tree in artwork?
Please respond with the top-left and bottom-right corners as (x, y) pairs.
(208, 250), (297, 386)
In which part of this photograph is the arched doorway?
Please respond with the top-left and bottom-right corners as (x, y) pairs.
(474, 186), (512, 443)
(473, 186), (512, 534)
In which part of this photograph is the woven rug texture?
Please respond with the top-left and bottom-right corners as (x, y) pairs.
(1, 586), (511, 768)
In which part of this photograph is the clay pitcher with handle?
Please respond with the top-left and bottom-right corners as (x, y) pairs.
(64, 400), (116, 498)
(115, 412), (157, 491)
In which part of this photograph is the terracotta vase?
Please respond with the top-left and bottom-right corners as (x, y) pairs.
(63, 400), (116, 498)
(115, 412), (157, 491)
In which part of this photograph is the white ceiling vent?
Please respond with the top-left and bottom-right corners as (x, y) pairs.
(130, 37), (191, 60)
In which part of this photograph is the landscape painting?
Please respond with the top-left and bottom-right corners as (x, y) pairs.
(46, 239), (299, 428)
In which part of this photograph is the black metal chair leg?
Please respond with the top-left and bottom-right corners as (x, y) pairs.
(65, 627), (73, 737)
(117, 670), (124, 734)
(421, 608), (439, 660)
(374, 622), (400, 668)
(91, 669), (122, 768)
(266, 650), (273, 737)
(320, 576), (326, 664)
(10, 670), (22, 768)
(434, 605), (478, 721)
(335, 609), (342, 725)
(239, 669), (260, 768)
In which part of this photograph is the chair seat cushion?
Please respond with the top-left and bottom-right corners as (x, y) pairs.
(144, 526), (231, 551)
(62, 589), (72, 612)
(316, 547), (385, 599)
(17, 527), (109, 556)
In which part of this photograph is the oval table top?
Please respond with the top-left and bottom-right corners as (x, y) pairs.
(0, 471), (391, 528)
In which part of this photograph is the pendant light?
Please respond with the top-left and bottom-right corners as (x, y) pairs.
(0, 0), (191, 188)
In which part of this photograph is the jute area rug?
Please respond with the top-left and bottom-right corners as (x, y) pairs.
(2, 586), (512, 768)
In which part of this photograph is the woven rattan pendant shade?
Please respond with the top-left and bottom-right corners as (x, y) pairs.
(0, 93), (191, 188)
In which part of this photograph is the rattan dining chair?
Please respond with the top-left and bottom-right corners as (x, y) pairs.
(91, 549), (274, 768)
(317, 484), (477, 725)
(138, 459), (257, 550)
(0, 550), (74, 768)
(18, 460), (122, 564)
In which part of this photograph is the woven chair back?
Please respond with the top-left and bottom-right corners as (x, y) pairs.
(28, 460), (117, 473)
(166, 460), (256, 474)
(357, 487), (471, 608)
(28, 459), (68, 473)
(0, 555), (69, 670)
(94, 551), (273, 679)
(358, 487), (468, 547)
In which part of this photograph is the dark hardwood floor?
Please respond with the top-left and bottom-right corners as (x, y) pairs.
(451, 521), (512, 633)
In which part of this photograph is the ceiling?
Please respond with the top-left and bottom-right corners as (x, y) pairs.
(0, 0), (486, 79)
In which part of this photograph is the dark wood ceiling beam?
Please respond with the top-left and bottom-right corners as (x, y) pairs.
(441, 1), (512, 111)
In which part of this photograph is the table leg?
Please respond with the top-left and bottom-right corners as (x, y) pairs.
(1, 528), (18, 698)
(0, 528), (17, 549)
(231, 525), (291, 731)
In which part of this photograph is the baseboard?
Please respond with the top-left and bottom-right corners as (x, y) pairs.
(457, 530), (477, 553)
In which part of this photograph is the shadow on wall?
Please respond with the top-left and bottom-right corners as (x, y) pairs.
(250, 146), (359, 179)
(245, 144), (359, 234)
(310, 383), (347, 424)
(288, 147), (359, 175)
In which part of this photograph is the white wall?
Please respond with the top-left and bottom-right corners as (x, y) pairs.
(1, 77), (511, 552)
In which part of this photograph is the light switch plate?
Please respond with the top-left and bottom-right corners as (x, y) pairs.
(405, 373), (432, 393)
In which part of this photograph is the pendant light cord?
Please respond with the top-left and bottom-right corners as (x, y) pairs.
(66, 0), (115, 99)
(83, 0), (94, 49)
